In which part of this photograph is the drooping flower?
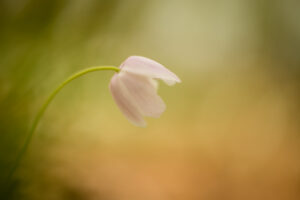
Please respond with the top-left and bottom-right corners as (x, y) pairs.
(109, 56), (181, 126)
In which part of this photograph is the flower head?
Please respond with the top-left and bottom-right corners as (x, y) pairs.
(109, 56), (181, 126)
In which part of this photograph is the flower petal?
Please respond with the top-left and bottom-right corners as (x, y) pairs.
(121, 56), (181, 85)
(109, 74), (146, 127)
(118, 72), (166, 118)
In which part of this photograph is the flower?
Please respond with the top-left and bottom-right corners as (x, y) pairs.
(109, 56), (181, 126)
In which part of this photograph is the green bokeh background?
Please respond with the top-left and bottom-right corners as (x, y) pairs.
(1, 0), (300, 199)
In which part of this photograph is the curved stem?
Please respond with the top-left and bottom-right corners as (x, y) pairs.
(6, 66), (120, 183)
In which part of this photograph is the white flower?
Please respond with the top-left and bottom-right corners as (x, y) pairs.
(109, 56), (181, 127)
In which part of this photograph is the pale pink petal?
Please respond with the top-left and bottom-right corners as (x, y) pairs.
(120, 56), (181, 85)
(109, 74), (146, 126)
(118, 72), (166, 118)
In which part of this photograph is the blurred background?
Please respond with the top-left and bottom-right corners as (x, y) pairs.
(1, 0), (300, 199)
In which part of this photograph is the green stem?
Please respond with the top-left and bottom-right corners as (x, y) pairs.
(6, 66), (120, 183)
